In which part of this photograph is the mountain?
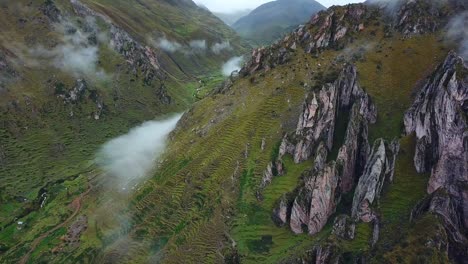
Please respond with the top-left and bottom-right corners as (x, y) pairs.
(1, 0), (468, 264)
(232, 0), (326, 45)
(0, 0), (247, 259)
(213, 9), (253, 26)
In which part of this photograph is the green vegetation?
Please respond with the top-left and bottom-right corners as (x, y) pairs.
(0, 1), (456, 263)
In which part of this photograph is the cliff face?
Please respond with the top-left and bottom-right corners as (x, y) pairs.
(406, 52), (468, 262)
(269, 64), (392, 237)
(351, 139), (399, 223)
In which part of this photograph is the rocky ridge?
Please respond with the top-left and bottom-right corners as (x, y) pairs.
(268, 63), (397, 238)
(70, 0), (166, 88)
(406, 51), (468, 262)
(240, 0), (466, 77)
(351, 139), (399, 223)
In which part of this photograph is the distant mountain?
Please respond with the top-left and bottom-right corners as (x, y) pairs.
(213, 9), (252, 26)
(233, 0), (326, 45)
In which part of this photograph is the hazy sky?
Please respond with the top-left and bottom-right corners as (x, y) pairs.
(194, 0), (364, 13)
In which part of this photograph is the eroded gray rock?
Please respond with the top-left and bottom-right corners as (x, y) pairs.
(407, 51), (468, 263)
(332, 215), (356, 240)
(290, 162), (340, 235)
(337, 103), (370, 193)
(351, 139), (400, 222)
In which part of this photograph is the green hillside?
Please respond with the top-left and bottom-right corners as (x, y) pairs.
(1, 1), (467, 264)
(0, 0), (247, 258)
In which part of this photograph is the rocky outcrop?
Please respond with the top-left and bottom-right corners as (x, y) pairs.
(404, 52), (468, 197)
(351, 139), (400, 222)
(395, 0), (466, 36)
(304, 4), (368, 53)
(55, 79), (105, 119)
(270, 64), (379, 235)
(285, 84), (339, 164)
(411, 189), (467, 262)
(240, 46), (292, 76)
(406, 51), (468, 262)
(279, 64), (376, 165)
(367, 0), (467, 36)
(289, 163), (340, 235)
(336, 103), (371, 193)
(259, 160), (285, 190)
(240, 5), (369, 76)
(70, 0), (165, 87)
(40, 0), (62, 23)
(272, 194), (292, 227)
(65, 215), (88, 247)
(271, 143), (329, 227)
(332, 215), (356, 240)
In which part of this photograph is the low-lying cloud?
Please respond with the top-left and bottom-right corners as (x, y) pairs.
(222, 56), (243, 76)
(10, 17), (107, 79)
(211, 41), (232, 54)
(96, 114), (182, 191)
(189, 39), (207, 51)
(446, 11), (468, 60)
(156, 38), (183, 53)
(154, 37), (233, 55)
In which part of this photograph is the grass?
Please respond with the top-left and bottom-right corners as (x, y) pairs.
(0, 2), (455, 263)
(356, 33), (448, 141)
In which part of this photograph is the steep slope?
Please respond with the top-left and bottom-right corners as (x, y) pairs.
(232, 0), (325, 45)
(1, 0), (467, 264)
(0, 0), (246, 255)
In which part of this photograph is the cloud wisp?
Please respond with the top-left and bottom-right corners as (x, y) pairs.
(96, 114), (182, 192)
(446, 11), (468, 61)
(154, 37), (233, 55)
(222, 56), (243, 76)
(211, 41), (233, 54)
(10, 17), (108, 79)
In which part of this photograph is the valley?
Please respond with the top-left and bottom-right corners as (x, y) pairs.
(0, 0), (467, 263)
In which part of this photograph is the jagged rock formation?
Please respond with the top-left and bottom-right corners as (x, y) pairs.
(55, 79), (105, 119)
(259, 160), (285, 190)
(367, 0), (467, 36)
(406, 51), (468, 262)
(351, 139), (399, 222)
(305, 4), (368, 53)
(282, 84), (338, 164)
(272, 194), (290, 227)
(270, 64), (380, 236)
(336, 102), (371, 193)
(279, 64), (376, 165)
(290, 163), (340, 235)
(404, 52), (468, 196)
(332, 215), (356, 240)
(70, 0), (166, 87)
(241, 0), (466, 77)
(411, 189), (467, 261)
(240, 4), (369, 76)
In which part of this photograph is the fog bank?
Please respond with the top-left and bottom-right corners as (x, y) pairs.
(222, 56), (243, 76)
(96, 114), (182, 191)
